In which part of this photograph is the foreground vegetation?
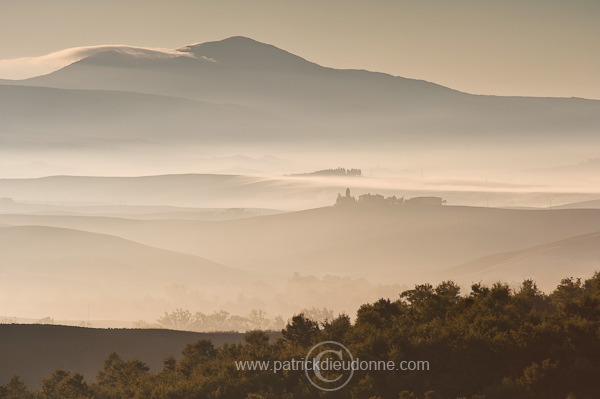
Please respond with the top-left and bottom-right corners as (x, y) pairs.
(2, 274), (600, 399)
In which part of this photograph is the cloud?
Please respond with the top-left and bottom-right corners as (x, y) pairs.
(0, 45), (193, 80)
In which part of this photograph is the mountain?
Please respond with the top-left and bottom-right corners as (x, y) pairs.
(20, 37), (456, 111)
(0, 324), (256, 387)
(4, 36), (599, 149)
(449, 231), (600, 290)
(180, 37), (321, 72)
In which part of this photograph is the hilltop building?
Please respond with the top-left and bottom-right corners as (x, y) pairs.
(335, 190), (444, 207)
(336, 188), (357, 206)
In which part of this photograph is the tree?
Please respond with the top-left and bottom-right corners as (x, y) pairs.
(0, 376), (33, 399)
(94, 353), (150, 399)
(281, 314), (320, 347)
(157, 309), (193, 330)
(39, 370), (90, 399)
(244, 330), (270, 347)
(178, 339), (217, 376)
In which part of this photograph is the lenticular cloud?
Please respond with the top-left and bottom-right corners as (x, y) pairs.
(0, 45), (191, 80)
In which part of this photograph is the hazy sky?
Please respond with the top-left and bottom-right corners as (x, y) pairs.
(1, 0), (599, 99)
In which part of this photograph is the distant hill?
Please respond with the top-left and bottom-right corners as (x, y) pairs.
(0, 225), (248, 320)
(0, 324), (262, 387)
(0, 201), (283, 221)
(0, 85), (290, 149)
(521, 159), (600, 185)
(3, 173), (594, 210)
(449, 231), (600, 290)
(0, 173), (350, 209)
(0, 225), (240, 282)
(529, 158), (600, 176)
(550, 198), (600, 210)
(3, 206), (600, 288)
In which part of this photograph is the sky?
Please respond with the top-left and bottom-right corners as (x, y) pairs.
(0, 0), (599, 99)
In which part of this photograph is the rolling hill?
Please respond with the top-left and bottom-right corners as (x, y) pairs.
(0, 225), (241, 282)
(0, 200), (283, 221)
(0, 225), (248, 320)
(0, 173), (342, 209)
(2, 173), (597, 210)
(550, 198), (600, 210)
(2, 205), (600, 288)
(449, 231), (600, 290)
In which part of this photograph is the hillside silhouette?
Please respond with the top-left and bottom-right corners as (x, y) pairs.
(0, 324), (255, 387)
(1, 36), (598, 154)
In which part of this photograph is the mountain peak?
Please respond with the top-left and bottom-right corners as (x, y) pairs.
(217, 36), (264, 44)
(179, 36), (320, 71)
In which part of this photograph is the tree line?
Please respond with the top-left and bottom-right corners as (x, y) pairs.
(291, 168), (362, 177)
(135, 307), (334, 332)
(2, 274), (600, 399)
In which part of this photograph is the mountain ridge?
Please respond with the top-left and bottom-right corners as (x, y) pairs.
(11, 36), (594, 102)
(2, 36), (599, 102)
(2, 36), (599, 175)
(5, 36), (595, 146)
